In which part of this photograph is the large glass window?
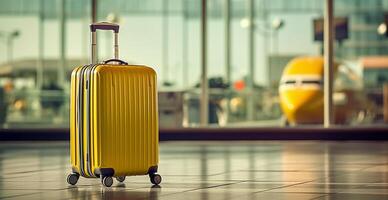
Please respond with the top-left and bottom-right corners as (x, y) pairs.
(0, 0), (387, 129)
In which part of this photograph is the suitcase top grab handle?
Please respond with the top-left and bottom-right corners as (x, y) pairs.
(103, 59), (128, 65)
(90, 22), (120, 64)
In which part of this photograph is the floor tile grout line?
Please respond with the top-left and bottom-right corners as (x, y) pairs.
(213, 181), (326, 200)
(246, 167), (388, 198)
(1, 167), (66, 176)
(267, 191), (332, 195)
(358, 163), (388, 172)
(86, 186), (178, 200)
(181, 180), (248, 192)
(251, 180), (316, 194)
(1, 185), (148, 200)
(308, 164), (387, 184)
(0, 192), (42, 200)
(125, 180), (248, 199)
(308, 194), (329, 200)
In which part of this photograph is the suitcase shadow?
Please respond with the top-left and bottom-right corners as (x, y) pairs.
(68, 185), (162, 200)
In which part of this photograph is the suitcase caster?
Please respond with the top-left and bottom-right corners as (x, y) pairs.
(116, 176), (126, 183)
(67, 173), (79, 185)
(149, 173), (162, 185)
(101, 176), (113, 187)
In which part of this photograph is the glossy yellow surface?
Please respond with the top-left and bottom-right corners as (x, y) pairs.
(280, 89), (324, 124)
(282, 56), (324, 76)
(70, 66), (81, 173)
(279, 57), (324, 124)
(70, 64), (159, 177)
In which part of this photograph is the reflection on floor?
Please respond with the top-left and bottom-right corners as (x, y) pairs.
(0, 141), (388, 200)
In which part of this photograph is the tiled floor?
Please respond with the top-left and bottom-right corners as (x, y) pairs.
(0, 141), (388, 199)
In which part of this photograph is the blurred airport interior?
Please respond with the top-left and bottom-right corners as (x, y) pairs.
(0, 0), (387, 129)
(1, 1), (388, 199)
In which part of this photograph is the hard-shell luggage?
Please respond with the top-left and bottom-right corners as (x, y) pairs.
(67, 22), (161, 187)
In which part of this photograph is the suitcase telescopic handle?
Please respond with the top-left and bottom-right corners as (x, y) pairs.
(90, 22), (120, 64)
(90, 22), (119, 33)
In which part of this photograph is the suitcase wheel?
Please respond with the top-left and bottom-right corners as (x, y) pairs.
(67, 173), (79, 185)
(116, 176), (126, 183)
(149, 174), (162, 185)
(101, 176), (113, 187)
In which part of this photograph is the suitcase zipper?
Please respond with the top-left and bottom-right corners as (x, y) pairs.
(85, 64), (100, 177)
(76, 64), (96, 177)
(76, 65), (87, 177)
(85, 65), (95, 177)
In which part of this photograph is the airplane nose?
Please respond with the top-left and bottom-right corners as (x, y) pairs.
(283, 90), (322, 110)
(279, 88), (323, 124)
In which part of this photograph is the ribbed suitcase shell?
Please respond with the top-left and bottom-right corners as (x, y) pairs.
(70, 64), (159, 178)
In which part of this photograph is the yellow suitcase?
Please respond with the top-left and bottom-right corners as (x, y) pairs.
(67, 22), (161, 187)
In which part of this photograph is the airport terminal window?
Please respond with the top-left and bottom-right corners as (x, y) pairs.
(0, 0), (387, 129)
